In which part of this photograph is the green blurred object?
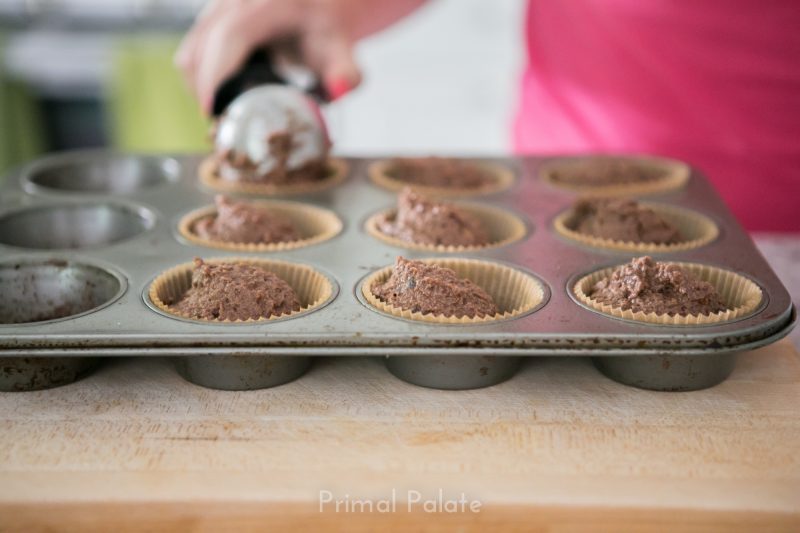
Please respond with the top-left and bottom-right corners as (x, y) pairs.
(0, 35), (45, 177)
(108, 36), (210, 153)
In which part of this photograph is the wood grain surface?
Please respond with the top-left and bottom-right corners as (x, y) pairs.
(1, 341), (799, 531)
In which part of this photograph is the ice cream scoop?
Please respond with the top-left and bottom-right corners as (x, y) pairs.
(214, 85), (329, 179)
(211, 42), (331, 180)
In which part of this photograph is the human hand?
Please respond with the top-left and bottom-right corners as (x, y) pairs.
(176, 0), (362, 114)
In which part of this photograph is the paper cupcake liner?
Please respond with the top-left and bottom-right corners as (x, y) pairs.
(149, 257), (333, 323)
(199, 156), (348, 196)
(553, 202), (719, 253)
(540, 155), (690, 197)
(573, 262), (762, 326)
(368, 159), (514, 197)
(178, 200), (342, 252)
(362, 258), (545, 324)
(364, 203), (527, 253)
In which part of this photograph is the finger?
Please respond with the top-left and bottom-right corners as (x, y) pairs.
(195, 4), (298, 113)
(322, 37), (362, 99)
(304, 29), (361, 100)
(175, 0), (231, 93)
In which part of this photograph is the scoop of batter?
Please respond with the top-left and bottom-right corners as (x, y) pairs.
(194, 195), (300, 244)
(214, 85), (329, 184)
(376, 188), (489, 247)
(372, 257), (498, 318)
(387, 157), (494, 189)
(589, 256), (726, 316)
(171, 258), (301, 321)
(570, 198), (681, 244)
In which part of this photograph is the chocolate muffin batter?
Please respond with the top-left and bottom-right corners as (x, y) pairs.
(376, 188), (489, 247)
(372, 257), (498, 318)
(217, 129), (328, 185)
(386, 157), (495, 189)
(569, 198), (681, 244)
(170, 258), (301, 321)
(589, 256), (727, 316)
(551, 158), (664, 186)
(194, 195), (300, 244)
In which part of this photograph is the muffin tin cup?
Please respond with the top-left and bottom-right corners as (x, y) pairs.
(539, 155), (690, 197)
(0, 202), (156, 250)
(368, 159), (515, 198)
(198, 156), (348, 196)
(385, 355), (521, 390)
(0, 357), (98, 392)
(361, 258), (547, 325)
(21, 150), (179, 195)
(573, 262), (763, 326)
(178, 200), (343, 252)
(174, 355), (311, 391)
(148, 257), (335, 324)
(593, 353), (737, 392)
(364, 203), (527, 253)
(553, 202), (719, 253)
(0, 259), (126, 325)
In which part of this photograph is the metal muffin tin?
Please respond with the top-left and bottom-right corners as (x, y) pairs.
(0, 149), (795, 392)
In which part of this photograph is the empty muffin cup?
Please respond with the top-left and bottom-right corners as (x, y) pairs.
(198, 156), (348, 196)
(369, 159), (515, 198)
(385, 354), (521, 390)
(178, 200), (342, 252)
(572, 262), (763, 326)
(0, 203), (155, 250)
(0, 259), (125, 324)
(539, 155), (690, 197)
(365, 203), (527, 253)
(553, 202), (719, 253)
(174, 354), (311, 391)
(0, 259), (125, 391)
(361, 258), (546, 324)
(148, 257), (335, 324)
(22, 151), (178, 194)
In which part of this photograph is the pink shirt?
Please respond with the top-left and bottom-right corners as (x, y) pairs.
(514, 0), (800, 232)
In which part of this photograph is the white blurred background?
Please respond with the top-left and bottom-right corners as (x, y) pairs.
(325, 0), (526, 155)
(0, 0), (525, 157)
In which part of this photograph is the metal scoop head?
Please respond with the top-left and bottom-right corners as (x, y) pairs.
(214, 84), (329, 177)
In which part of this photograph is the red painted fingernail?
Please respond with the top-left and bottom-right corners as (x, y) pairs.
(326, 78), (351, 101)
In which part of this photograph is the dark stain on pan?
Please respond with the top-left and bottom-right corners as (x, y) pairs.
(0, 357), (97, 391)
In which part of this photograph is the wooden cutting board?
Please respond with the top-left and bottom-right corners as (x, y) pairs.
(1, 341), (799, 532)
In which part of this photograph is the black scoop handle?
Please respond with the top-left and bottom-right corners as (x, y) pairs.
(212, 48), (329, 116)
